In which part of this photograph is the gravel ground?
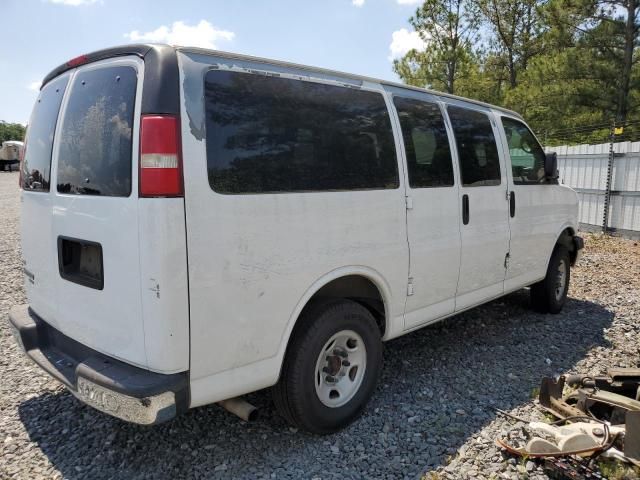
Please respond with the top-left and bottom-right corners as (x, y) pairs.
(1, 169), (639, 480)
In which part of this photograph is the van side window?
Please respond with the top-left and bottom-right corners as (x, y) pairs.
(22, 75), (69, 191)
(57, 66), (137, 197)
(393, 97), (454, 188)
(447, 106), (501, 187)
(501, 117), (546, 185)
(204, 70), (399, 194)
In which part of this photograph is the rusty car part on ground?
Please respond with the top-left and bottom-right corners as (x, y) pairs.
(543, 457), (604, 480)
(495, 416), (614, 458)
(495, 368), (640, 478)
(565, 369), (640, 399)
(538, 370), (640, 463)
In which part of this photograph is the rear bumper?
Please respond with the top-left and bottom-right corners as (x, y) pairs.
(7, 304), (189, 425)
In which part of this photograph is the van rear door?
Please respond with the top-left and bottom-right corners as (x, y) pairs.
(21, 53), (189, 373)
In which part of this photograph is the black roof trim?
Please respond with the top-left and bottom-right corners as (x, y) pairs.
(41, 44), (153, 88)
(41, 44), (180, 116)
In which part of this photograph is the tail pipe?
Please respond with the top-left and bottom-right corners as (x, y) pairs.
(218, 397), (258, 422)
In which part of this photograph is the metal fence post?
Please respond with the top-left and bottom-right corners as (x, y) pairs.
(602, 123), (615, 233)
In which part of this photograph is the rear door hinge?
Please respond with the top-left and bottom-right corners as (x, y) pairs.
(407, 278), (414, 296)
(504, 252), (510, 269)
(405, 195), (413, 210)
(506, 190), (511, 201)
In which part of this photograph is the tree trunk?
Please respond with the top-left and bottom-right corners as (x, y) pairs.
(508, 52), (517, 88)
(448, 60), (456, 94)
(616, 0), (637, 123)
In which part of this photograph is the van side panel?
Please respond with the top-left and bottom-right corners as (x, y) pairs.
(137, 199), (190, 373)
(178, 51), (409, 406)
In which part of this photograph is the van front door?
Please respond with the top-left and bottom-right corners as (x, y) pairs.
(498, 116), (563, 290)
(446, 105), (510, 310)
(390, 91), (462, 329)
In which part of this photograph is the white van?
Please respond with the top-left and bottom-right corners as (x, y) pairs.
(9, 44), (583, 433)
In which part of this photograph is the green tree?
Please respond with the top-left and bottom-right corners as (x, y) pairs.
(0, 121), (26, 144)
(394, 0), (640, 144)
(548, 0), (640, 123)
(511, 0), (640, 140)
(393, 0), (479, 94)
(475, 0), (547, 89)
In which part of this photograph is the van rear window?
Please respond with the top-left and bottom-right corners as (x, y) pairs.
(22, 75), (69, 191)
(204, 70), (399, 194)
(57, 66), (137, 196)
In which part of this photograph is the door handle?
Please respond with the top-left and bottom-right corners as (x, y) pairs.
(462, 194), (470, 225)
(509, 191), (516, 218)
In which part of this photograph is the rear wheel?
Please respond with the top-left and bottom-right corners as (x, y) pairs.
(273, 298), (382, 434)
(531, 246), (570, 314)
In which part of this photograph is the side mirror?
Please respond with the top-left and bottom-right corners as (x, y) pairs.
(544, 152), (558, 180)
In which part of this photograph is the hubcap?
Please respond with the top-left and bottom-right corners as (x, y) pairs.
(555, 259), (567, 301)
(314, 330), (367, 408)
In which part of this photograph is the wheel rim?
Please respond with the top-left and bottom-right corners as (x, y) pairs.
(555, 259), (567, 301)
(314, 329), (367, 408)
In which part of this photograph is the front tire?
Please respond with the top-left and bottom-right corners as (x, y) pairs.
(272, 298), (383, 434)
(531, 246), (570, 314)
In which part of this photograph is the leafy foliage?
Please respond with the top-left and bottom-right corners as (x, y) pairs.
(395, 0), (640, 144)
(393, 0), (479, 94)
(0, 121), (26, 144)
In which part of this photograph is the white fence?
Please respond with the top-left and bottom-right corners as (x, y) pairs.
(549, 141), (640, 236)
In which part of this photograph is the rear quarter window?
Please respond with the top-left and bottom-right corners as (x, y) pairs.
(22, 75), (69, 191)
(204, 70), (399, 194)
(56, 65), (137, 196)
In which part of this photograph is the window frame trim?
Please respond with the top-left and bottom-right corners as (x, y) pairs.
(202, 67), (402, 196)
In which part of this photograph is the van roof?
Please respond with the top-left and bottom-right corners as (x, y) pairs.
(178, 46), (523, 119)
(41, 43), (522, 119)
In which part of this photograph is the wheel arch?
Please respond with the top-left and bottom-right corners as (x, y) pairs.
(547, 223), (579, 269)
(275, 267), (392, 380)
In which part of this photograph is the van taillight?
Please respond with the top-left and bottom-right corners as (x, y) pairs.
(139, 115), (183, 197)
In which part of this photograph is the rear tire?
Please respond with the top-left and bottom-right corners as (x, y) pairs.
(272, 298), (383, 434)
(531, 246), (570, 314)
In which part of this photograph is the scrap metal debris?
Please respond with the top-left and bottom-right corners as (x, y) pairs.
(496, 368), (640, 478)
(543, 457), (604, 480)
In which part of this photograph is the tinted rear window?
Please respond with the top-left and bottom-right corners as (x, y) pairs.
(57, 66), (137, 196)
(22, 75), (69, 191)
(204, 70), (399, 194)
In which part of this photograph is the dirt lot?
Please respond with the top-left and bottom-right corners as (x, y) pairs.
(1, 170), (639, 479)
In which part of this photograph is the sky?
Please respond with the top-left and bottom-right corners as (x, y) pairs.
(0, 0), (428, 125)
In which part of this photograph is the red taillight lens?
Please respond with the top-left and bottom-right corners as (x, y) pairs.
(139, 115), (183, 197)
(66, 54), (89, 68)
